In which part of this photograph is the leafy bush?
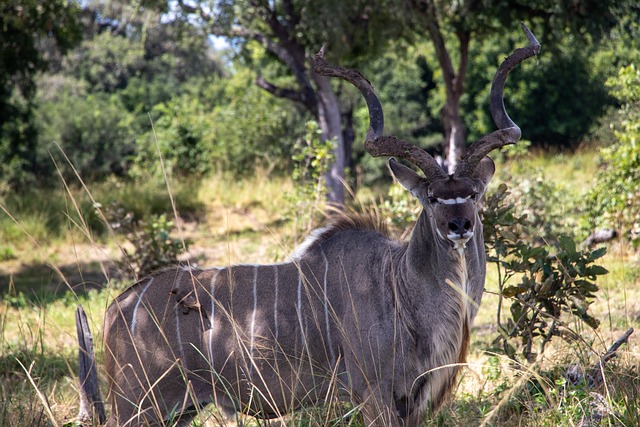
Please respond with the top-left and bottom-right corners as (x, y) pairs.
(586, 65), (640, 247)
(466, 31), (611, 147)
(36, 86), (139, 181)
(484, 183), (607, 363)
(131, 69), (304, 180)
(105, 204), (190, 279)
(502, 174), (579, 245)
(133, 94), (215, 179)
(286, 121), (335, 235)
(380, 181), (421, 233)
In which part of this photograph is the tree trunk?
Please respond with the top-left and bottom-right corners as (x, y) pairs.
(341, 105), (356, 175)
(411, 0), (470, 174)
(441, 95), (467, 174)
(313, 73), (345, 205)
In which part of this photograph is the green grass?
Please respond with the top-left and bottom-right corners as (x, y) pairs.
(0, 147), (638, 426)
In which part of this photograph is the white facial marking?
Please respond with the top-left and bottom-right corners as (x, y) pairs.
(436, 196), (472, 205)
(130, 278), (154, 336)
(447, 231), (474, 249)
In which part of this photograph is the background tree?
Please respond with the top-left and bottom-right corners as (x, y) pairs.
(34, 0), (223, 182)
(405, 0), (625, 173)
(0, 0), (81, 188)
(176, 0), (405, 204)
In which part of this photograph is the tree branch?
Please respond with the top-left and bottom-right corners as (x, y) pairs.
(588, 327), (634, 387)
(177, 0), (318, 117)
(454, 30), (470, 95)
(255, 76), (315, 112)
(566, 327), (635, 388)
(411, 0), (457, 96)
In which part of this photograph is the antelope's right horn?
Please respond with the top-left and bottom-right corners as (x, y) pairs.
(455, 23), (540, 178)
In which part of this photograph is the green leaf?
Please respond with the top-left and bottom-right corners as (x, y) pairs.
(558, 235), (577, 255)
(589, 247), (607, 260)
(586, 265), (609, 276)
(502, 285), (525, 298)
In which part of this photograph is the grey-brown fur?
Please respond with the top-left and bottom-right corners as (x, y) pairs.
(93, 25), (540, 427)
(104, 185), (488, 426)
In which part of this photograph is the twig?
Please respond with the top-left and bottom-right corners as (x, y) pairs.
(566, 327), (634, 387)
(588, 327), (634, 387)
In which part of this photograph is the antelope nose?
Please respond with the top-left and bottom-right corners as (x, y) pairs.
(447, 218), (472, 237)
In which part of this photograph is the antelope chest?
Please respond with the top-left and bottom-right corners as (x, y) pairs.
(410, 251), (471, 413)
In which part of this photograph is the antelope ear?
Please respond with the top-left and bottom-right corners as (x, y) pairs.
(171, 287), (201, 313)
(389, 158), (424, 196)
(472, 156), (495, 188)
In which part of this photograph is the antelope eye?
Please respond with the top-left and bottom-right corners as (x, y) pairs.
(428, 196), (438, 205)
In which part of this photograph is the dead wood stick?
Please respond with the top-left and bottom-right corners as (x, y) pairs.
(588, 327), (634, 387)
(76, 305), (106, 424)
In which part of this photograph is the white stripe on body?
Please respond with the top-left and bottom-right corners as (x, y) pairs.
(175, 302), (187, 365)
(288, 226), (329, 260)
(273, 265), (279, 341)
(296, 269), (307, 350)
(209, 271), (216, 369)
(175, 273), (187, 364)
(130, 278), (154, 336)
(321, 250), (336, 365)
(249, 266), (258, 377)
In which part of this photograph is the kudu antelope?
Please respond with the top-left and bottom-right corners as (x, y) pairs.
(77, 25), (539, 426)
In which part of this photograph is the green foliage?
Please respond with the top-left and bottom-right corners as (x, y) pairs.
(586, 65), (640, 246)
(105, 204), (190, 278)
(36, 87), (140, 181)
(484, 183), (607, 363)
(506, 174), (579, 244)
(286, 121), (335, 234)
(379, 180), (421, 232)
(465, 30), (611, 147)
(132, 69), (303, 180)
(65, 32), (145, 93)
(133, 93), (215, 179)
(208, 68), (303, 174)
(0, 0), (81, 189)
(591, 7), (640, 82)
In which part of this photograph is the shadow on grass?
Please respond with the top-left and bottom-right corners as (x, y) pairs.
(0, 259), (123, 307)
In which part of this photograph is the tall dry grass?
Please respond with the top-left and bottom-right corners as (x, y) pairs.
(0, 148), (638, 426)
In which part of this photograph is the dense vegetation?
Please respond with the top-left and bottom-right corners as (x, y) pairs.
(2, 0), (638, 191)
(1, 0), (639, 426)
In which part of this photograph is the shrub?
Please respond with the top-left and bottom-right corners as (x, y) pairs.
(104, 203), (190, 279)
(286, 121), (335, 235)
(586, 65), (640, 247)
(484, 183), (607, 363)
(37, 88), (139, 181)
